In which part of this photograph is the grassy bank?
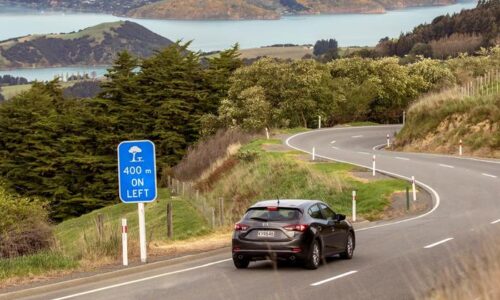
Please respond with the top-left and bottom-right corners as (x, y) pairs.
(395, 82), (500, 158)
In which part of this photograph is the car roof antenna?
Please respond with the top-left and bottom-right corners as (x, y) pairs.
(277, 196), (280, 208)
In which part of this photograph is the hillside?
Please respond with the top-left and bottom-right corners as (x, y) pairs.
(376, 0), (500, 58)
(0, 21), (173, 69)
(394, 76), (500, 158)
(128, 0), (456, 20)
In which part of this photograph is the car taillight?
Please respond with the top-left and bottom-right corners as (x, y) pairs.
(234, 223), (250, 231)
(284, 224), (308, 232)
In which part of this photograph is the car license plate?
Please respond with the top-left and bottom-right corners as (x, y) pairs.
(257, 231), (275, 238)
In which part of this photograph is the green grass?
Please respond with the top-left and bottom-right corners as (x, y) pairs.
(55, 189), (211, 258)
(46, 21), (123, 42)
(0, 252), (78, 281)
(1, 82), (77, 100)
(205, 138), (408, 221)
(344, 121), (380, 127)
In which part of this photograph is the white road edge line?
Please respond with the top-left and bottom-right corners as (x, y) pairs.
(51, 259), (232, 300)
(310, 270), (358, 286)
(395, 157), (410, 161)
(357, 152), (370, 155)
(438, 164), (454, 169)
(482, 173), (498, 178)
(491, 219), (500, 224)
(424, 238), (454, 249)
(285, 126), (441, 232)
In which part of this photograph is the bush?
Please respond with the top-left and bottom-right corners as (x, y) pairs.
(172, 128), (254, 182)
(0, 187), (53, 258)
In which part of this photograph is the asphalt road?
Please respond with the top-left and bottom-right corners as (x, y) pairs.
(13, 125), (500, 300)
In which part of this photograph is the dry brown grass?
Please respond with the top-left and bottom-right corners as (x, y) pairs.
(238, 46), (313, 60)
(172, 128), (254, 182)
(428, 236), (500, 300)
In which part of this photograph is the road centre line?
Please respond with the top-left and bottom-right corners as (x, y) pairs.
(310, 271), (358, 286)
(395, 157), (410, 161)
(352, 135), (363, 138)
(332, 146), (340, 150)
(482, 173), (498, 178)
(491, 219), (500, 224)
(51, 259), (231, 300)
(331, 140), (336, 144)
(357, 152), (370, 155)
(438, 164), (454, 169)
(424, 238), (454, 249)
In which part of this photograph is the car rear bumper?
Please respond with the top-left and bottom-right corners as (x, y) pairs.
(232, 238), (311, 261)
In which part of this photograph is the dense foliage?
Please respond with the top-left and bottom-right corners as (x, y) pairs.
(313, 39), (339, 59)
(376, 0), (500, 58)
(0, 75), (29, 86)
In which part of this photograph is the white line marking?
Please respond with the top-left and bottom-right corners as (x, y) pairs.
(352, 135), (363, 138)
(438, 164), (454, 169)
(286, 127), (441, 233)
(424, 238), (454, 249)
(51, 259), (231, 300)
(357, 152), (370, 155)
(310, 270), (358, 286)
(395, 157), (410, 161)
(491, 219), (500, 224)
(482, 173), (498, 178)
(330, 140), (336, 144)
(332, 146), (340, 150)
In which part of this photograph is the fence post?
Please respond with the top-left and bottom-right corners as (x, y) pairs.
(121, 218), (128, 266)
(406, 187), (410, 211)
(167, 202), (173, 239)
(96, 214), (105, 241)
(265, 127), (270, 140)
(219, 197), (224, 226)
(211, 207), (216, 229)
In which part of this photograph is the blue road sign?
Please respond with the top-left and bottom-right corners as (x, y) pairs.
(118, 140), (157, 203)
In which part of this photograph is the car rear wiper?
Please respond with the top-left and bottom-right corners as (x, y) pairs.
(250, 217), (269, 222)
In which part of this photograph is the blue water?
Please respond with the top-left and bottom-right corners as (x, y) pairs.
(0, 1), (477, 81)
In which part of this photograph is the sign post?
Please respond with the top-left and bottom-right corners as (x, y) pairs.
(118, 140), (157, 264)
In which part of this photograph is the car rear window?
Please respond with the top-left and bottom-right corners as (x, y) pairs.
(244, 208), (302, 222)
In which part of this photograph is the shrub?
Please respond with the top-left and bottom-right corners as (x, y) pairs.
(0, 187), (53, 258)
(172, 128), (254, 181)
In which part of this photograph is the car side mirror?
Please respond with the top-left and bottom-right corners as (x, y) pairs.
(336, 214), (346, 222)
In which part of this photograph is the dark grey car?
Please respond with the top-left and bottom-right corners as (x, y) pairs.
(232, 199), (355, 269)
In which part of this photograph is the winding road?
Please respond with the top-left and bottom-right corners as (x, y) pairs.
(7, 125), (500, 300)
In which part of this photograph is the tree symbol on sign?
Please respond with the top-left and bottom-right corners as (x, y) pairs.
(129, 146), (142, 163)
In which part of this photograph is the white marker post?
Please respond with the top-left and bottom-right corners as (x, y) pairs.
(352, 191), (357, 222)
(312, 147), (316, 161)
(138, 203), (147, 263)
(411, 176), (417, 202)
(122, 218), (128, 266)
(265, 127), (270, 140)
(459, 139), (463, 156)
(318, 116), (322, 129)
(372, 155), (376, 177)
(386, 134), (390, 148)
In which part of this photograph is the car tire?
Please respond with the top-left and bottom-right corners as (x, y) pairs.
(304, 239), (321, 270)
(340, 232), (354, 259)
(233, 256), (250, 269)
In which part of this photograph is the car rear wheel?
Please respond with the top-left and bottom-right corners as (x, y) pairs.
(304, 239), (321, 269)
(233, 256), (250, 269)
(340, 232), (354, 259)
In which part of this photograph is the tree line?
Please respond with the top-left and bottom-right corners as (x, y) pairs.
(0, 41), (497, 221)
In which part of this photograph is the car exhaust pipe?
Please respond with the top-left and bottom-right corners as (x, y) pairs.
(238, 255), (244, 260)
(290, 255), (296, 261)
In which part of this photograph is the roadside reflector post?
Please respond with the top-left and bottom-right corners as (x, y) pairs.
(138, 203), (147, 263)
(312, 147), (316, 161)
(386, 134), (390, 148)
(352, 190), (357, 222)
(372, 155), (376, 177)
(459, 139), (463, 156)
(405, 187), (410, 211)
(318, 116), (322, 129)
(122, 218), (128, 266)
(411, 176), (417, 202)
(265, 127), (270, 140)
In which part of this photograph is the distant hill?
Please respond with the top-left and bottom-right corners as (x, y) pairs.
(0, 21), (173, 69)
(128, 0), (456, 20)
(376, 0), (499, 58)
